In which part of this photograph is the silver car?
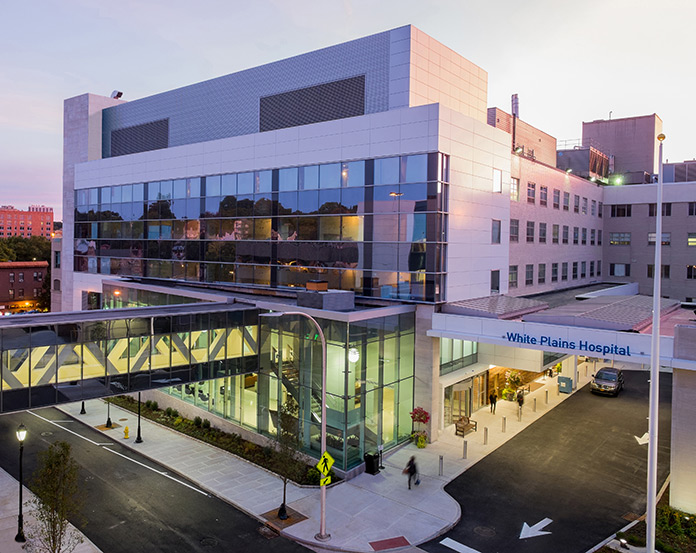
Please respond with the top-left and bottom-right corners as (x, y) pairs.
(590, 367), (625, 396)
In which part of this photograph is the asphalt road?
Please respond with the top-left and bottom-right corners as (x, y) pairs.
(0, 407), (310, 553)
(422, 371), (672, 553)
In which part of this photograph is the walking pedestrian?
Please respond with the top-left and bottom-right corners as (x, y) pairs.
(516, 389), (524, 418)
(489, 390), (497, 414)
(403, 456), (418, 489)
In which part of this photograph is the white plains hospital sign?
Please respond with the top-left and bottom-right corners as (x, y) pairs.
(505, 332), (632, 357)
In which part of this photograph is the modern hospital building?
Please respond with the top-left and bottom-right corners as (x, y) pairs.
(53, 26), (696, 510)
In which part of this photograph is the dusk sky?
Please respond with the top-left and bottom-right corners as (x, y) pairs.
(2, 0), (693, 220)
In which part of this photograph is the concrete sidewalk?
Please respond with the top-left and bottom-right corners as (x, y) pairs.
(0, 467), (101, 553)
(53, 360), (631, 552)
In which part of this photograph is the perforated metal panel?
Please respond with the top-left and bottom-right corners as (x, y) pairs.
(110, 119), (169, 157)
(101, 30), (391, 158)
(259, 76), (365, 132)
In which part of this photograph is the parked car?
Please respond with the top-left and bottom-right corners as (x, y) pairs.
(590, 367), (625, 396)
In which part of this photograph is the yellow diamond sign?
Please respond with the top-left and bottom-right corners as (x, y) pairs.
(320, 475), (331, 487)
(316, 451), (334, 476)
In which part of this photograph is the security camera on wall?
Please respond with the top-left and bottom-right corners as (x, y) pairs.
(110, 90), (123, 99)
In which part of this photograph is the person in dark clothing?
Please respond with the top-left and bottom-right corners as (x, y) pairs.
(404, 456), (418, 489)
(489, 390), (498, 413)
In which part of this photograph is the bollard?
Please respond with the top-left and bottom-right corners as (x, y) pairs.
(483, 427), (488, 445)
(545, 390), (549, 404)
(557, 385), (560, 396)
(124, 426), (129, 439)
(517, 406), (522, 422)
(533, 398), (537, 413)
(439, 455), (444, 476)
(462, 440), (468, 459)
(585, 366), (588, 377)
(502, 416), (506, 433)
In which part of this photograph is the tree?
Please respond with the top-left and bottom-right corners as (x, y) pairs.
(27, 441), (84, 553)
(275, 396), (305, 519)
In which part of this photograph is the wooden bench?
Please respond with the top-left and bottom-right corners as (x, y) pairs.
(455, 416), (478, 436)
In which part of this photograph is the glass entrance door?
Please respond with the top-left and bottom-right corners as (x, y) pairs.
(472, 374), (487, 412)
(444, 379), (472, 425)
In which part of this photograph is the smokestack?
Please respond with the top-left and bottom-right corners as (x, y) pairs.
(511, 94), (519, 118)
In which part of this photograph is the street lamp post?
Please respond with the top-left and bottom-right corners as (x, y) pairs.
(15, 423), (27, 543)
(646, 133), (666, 553)
(260, 311), (330, 542)
(135, 392), (143, 443)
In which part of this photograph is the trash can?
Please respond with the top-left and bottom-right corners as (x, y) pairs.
(364, 452), (380, 475)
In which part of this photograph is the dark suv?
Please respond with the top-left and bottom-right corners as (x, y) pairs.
(590, 367), (625, 396)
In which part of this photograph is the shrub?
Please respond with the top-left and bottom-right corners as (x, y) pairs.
(194, 416), (202, 427)
(165, 407), (173, 417)
(145, 400), (152, 410)
(306, 466), (336, 485)
(151, 401), (158, 411)
(202, 419), (211, 429)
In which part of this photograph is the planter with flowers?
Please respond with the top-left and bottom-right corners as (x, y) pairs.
(410, 406), (430, 448)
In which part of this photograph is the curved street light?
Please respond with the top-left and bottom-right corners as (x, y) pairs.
(15, 423), (27, 543)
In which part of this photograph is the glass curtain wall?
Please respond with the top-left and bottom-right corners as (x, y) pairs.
(74, 153), (449, 302)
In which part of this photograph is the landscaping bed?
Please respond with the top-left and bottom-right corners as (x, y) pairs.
(107, 395), (335, 486)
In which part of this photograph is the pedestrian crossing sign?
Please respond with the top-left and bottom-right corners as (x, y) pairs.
(320, 475), (331, 487)
(316, 451), (334, 476)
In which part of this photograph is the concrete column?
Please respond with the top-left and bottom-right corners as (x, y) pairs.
(561, 356), (577, 388)
(413, 305), (439, 441)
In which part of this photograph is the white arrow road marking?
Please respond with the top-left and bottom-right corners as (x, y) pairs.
(440, 537), (482, 553)
(635, 432), (649, 445)
(520, 517), (553, 539)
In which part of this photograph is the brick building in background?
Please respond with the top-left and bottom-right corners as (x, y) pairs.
(0, 261), (48, 314)
(0, 205), (54, 239)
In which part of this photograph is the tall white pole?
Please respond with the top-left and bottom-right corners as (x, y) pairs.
(646, 133), (665, 553)
(270, 311), (330, 541)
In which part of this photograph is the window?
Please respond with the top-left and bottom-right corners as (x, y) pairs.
(551, 263), (558, 282)
(590, 261), (595, 277)
(609, 232), (631, 245)
(647, 265), (670, 279)
(590, 229), (595, 245)
(649, 203), (671, 217)
(581, 228), (587, 245)
(597, 260), (602, 276)
(18, 289), (24, 298)
(53, 279), (61, 291)
(491, 220), (501, 244)
(688, 265), (696, 279)
(597, 230), (603, 246)
(54, 251), (61, 269)
(526, 221), (535, 243)
(527, 182), (536, 204)
(493, 169), (502, 193)
(510, 178), (520, 201)
(611, 204), (632, 217)
(539, 223), (547, 243)
(538, 263), (546, 284)
(9, 272), (14, 283)
(491, 270), (500, 294)
(610, 263), (631, 277)
(552, 224), (559, 244)
(598, 201), (603, 217)
(574, 195), (580, 213)
(591, 200), (596, 216)
(572, 262), (578, 279)
(563, 192), (570, 211)
(573, 227), (579, 245)
(33, 288), (39, 297)
(648, 232), (671, 246)
(581, 261), (586, 279)
(509, 265), (518, 288)
(510, 219), (519, 242)
(582, 197), (588, 214)
(563, 225), (569, 244)
(553, 189), (560, 209)
(525, 264), (534, 286)
(690, 202), (696, 216)
(561, 262), (568, 281)
(18, 272), (24, 283)
(540, 186), (548, 206)
(688, 233), (696, 247)
(9, 289), (14, 299)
